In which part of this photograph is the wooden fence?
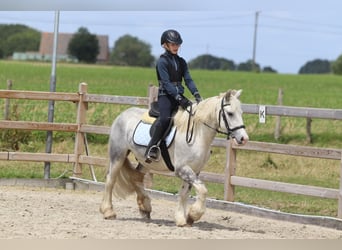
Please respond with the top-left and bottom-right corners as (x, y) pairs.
(1, 82), (342, 218)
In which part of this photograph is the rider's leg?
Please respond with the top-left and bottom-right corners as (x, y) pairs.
(145, 121), (164, 160)
(145, 95), (175, 161)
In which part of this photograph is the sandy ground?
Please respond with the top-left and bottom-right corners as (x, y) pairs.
(0, 185), (342, 239)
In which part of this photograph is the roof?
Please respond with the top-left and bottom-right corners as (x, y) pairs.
(39, 32), (109, 62)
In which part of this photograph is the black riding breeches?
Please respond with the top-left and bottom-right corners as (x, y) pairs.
(157, 95), (178, 134)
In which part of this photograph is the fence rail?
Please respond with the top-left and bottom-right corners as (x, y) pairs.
(227, 140), (341, 199)
(242, 103), (342, 119)
(1, 82), (342, 218)
(237, 141), (341, 160)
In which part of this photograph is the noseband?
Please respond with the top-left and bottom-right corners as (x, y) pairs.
(218, 97), (245, 139)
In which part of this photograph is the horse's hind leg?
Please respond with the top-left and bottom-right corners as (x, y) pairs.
(175, 166), (208, 227)
(136, 186), (152, 220)
(124, 162), (152, 219)
(100, 159), (121, 219)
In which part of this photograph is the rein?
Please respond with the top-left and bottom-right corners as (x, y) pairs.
(185, 105), (195, 143)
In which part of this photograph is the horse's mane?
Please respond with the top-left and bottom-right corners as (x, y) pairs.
(173, 90), (240, 133)
(173, 96), (219, 132)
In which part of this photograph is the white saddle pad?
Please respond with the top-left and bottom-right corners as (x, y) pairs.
(133, 121), (177, 147)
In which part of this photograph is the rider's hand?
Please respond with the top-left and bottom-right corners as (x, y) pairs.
(194, 93), (202, 103)
(176, 95), (192, 109)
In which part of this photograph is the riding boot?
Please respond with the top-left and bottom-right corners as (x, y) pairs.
(145, 123), (165, 162)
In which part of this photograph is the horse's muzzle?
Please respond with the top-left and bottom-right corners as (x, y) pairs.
(232, 134), (249, 146)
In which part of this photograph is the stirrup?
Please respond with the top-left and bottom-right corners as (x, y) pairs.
(145, 145), (161, 163)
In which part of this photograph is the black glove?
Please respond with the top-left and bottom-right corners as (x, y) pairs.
(176, 95), (192, 109)
(194, 92), (202, 103)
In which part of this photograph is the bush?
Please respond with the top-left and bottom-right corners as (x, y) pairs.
(0, 104), (32, 150)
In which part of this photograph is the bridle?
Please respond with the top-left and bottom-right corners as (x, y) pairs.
(185, 96), (245, 143)
(204, 97), (245, 139)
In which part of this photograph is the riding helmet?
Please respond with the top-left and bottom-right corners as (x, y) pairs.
(160, 29), (183, 45)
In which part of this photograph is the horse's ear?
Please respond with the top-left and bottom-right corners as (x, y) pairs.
(235, 89), (243, 99)
(225, 90), (232, 102)
(224, 89), (242, 101)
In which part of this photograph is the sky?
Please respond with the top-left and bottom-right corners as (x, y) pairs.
(1, 1), (342, 74)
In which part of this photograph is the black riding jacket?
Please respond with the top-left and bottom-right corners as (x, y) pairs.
(156, 51), (199, 99)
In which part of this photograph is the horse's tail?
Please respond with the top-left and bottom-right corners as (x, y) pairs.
(112, 158), (144, 199)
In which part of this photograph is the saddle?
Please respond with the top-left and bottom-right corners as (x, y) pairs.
(148, 101), (160, 119)
(132, 101), (176, 171)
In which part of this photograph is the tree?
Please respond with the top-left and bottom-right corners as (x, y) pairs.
(188, 54), (236, 70)
(262, 66), (277, 73)
(0, 24), (40, 58)
(110, 34), (155, 67)
(299, 59), (331, 74)
(68, 27), (99, 63)
(237, 59), (260, 72)
(332, 54), (342, 75)
(6, 32), (40, 53)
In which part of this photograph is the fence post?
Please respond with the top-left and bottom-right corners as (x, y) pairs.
(73, 82), (88, 177)
(224, 139), (237, 201)
(306, 118), (313, 143)
(4, 80), (12, 120)
(274, 88), (283, 140)
(148, 84), (158, 109)
(143, 84), (159, 189)
(338, 155), (342, 218)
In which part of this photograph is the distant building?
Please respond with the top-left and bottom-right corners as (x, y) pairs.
(12, 51), (43, 61)
(12, 32), (110, 63)
(39, 32), (110, 63)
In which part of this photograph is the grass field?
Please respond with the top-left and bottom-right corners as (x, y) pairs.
(1, 60), (342, 217)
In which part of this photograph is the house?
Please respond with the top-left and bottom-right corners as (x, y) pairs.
(38, 32), (110, 63)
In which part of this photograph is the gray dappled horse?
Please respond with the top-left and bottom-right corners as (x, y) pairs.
(100, 89), (249, 227)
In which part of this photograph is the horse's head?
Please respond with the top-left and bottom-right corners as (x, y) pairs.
(218, 89), (249, 146)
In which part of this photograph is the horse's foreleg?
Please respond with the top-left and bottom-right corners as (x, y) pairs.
(186, 179), (207, 226)
(174, 181), (191, 227)
(175, 166), (208, 227)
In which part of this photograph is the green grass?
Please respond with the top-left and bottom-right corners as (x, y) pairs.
(2, 60), (342, 108)
(1, 60), (342, 217)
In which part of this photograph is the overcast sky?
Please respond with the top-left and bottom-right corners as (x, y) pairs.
(1, 0), (342, 74)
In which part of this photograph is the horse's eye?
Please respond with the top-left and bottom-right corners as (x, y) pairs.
(227, 112), (233, 117)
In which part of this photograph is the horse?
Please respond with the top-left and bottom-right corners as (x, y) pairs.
(100, 89), (249, 227)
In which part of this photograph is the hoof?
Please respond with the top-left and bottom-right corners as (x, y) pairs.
(140, 211), (151, 220)
(176, 223), (192, 227)
(139, 210), (151, 220)
(175, 218), (192, 227)
(103, 209), (117, 220)
(186, 216), (194, 226)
